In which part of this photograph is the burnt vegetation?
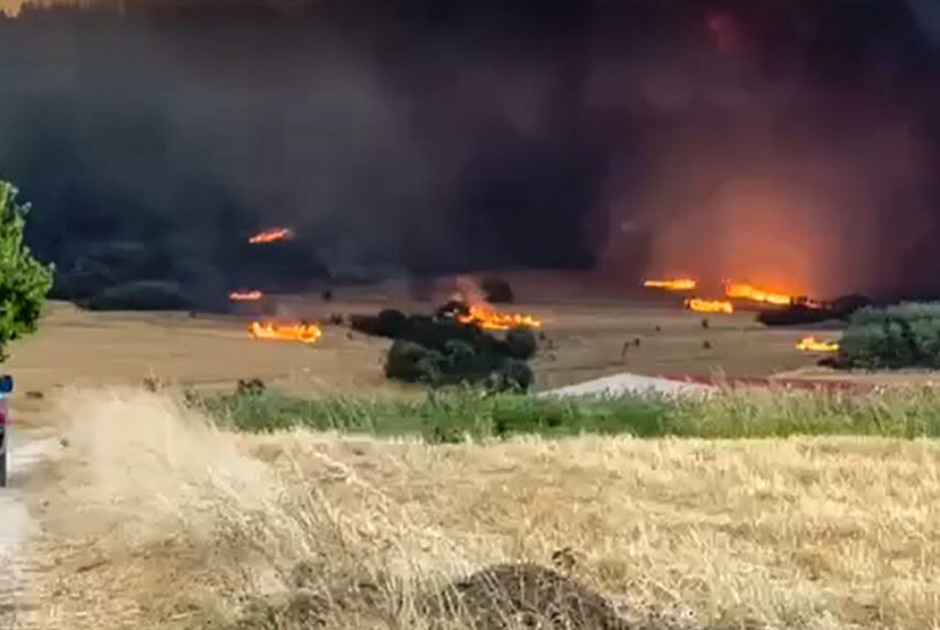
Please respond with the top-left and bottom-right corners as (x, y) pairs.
(756, 294), (873, 327)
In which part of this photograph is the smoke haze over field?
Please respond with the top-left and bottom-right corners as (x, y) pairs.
(2, 0), (940, 305)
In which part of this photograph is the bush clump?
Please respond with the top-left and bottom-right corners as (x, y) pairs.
(481, 277), (514, 303)
(352, 303), (540, 393)
(835, 302), (940, 369)
(385, 340), (443, 384)
(505, 328), (538, 360)
(384, 335), (534, 393)
(376, 308), (409, 338)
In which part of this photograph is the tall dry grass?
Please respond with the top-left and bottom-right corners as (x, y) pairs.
(14, 387), (940, 630)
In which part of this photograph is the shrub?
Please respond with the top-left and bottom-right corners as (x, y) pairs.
(406, 316), (484, 354)
(491, 358), (535, 393)
(351, 303), (540, 391)
(505, 328), (538, 360)
(384, 334), (536, 391)
(348, 313), (384, 337)
(237, 378), (266, 396)
(835, 302), (940, 369)
(376, 308), (408, 338)
(482, 277), (514, 303)
(830, 293), (873, 318)
(851, 302), (940, 326)
(385, 340), (442, 384)
(0, 181), (55, 360)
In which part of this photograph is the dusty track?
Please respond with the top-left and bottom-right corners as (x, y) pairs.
(0, 437), (59, 629)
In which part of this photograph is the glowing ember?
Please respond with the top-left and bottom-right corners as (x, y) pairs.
(456, 305), (543, 331)
(248, 321), (322, 345)
(795, 336), (839, 353)
(229, 290), (263, 302)
(685, 298), (734, 314)
(724, 282), (792, 306)
(643, 278), (697, 291)
(249, 227), (294, 245)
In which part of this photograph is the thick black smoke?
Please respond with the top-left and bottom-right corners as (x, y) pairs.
(1, 0), (939, 307)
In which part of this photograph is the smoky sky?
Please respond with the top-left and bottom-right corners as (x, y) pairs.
(2, 0), (940, 303)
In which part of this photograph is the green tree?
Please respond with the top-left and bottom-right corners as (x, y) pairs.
(0, 181), (55, 361)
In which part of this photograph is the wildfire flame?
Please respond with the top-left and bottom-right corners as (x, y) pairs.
(248, 321), (322, 345)
(685, 298), (734, 314)
(456, 305), (543, 331)
(446, 276), (542, 331)
(229, 290), (263, 302)
(643, 278), (697, 291)
(724, 282), (792, 306)
(795, 336), (839, 353)
(249, 227), (294, 245)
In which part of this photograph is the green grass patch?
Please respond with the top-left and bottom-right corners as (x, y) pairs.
(189, 385), (940, 443)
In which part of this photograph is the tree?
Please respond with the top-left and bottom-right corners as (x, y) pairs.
(0, 181), (55, 361)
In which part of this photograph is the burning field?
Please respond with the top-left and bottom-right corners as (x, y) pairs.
(642, 274), (873, 360)
(644, 277), (827, 314)
(248, 321), (322, 345)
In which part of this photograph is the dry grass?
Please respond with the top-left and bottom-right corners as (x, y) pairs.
(13, 387), (940, 630)
(4, 297), (843, 432)
(5, 292), (940, 629)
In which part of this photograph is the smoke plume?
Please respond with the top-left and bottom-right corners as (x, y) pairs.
(1, 0), (940, 305)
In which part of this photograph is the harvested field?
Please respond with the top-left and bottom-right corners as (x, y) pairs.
(2, 294), (873, 429)
(2, 290), (940, 629)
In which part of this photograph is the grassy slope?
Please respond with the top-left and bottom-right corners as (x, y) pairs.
(18, 387), (940, 630)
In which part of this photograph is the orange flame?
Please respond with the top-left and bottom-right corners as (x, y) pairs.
(643, 278), (697, 291)
(229, 290), (263, 302)
(456, 305), (543, 331)
(795, 336), (838, 353)
(249, 228), (294, 245)
(248, 321), (322, 345)
(724, 282), (792, 306)
(685, 298), (734, 314)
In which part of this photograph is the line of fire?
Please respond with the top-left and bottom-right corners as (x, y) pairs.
(231, 228), (545, 344)
(642, 276), (861, 354)
(230, 227), (850, 352)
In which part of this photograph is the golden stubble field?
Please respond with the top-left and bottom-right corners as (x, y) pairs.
(5, 290), (834, 430)
(4, 286), (940, 630)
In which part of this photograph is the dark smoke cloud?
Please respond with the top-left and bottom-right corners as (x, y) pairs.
(1, 0), (940, 306)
